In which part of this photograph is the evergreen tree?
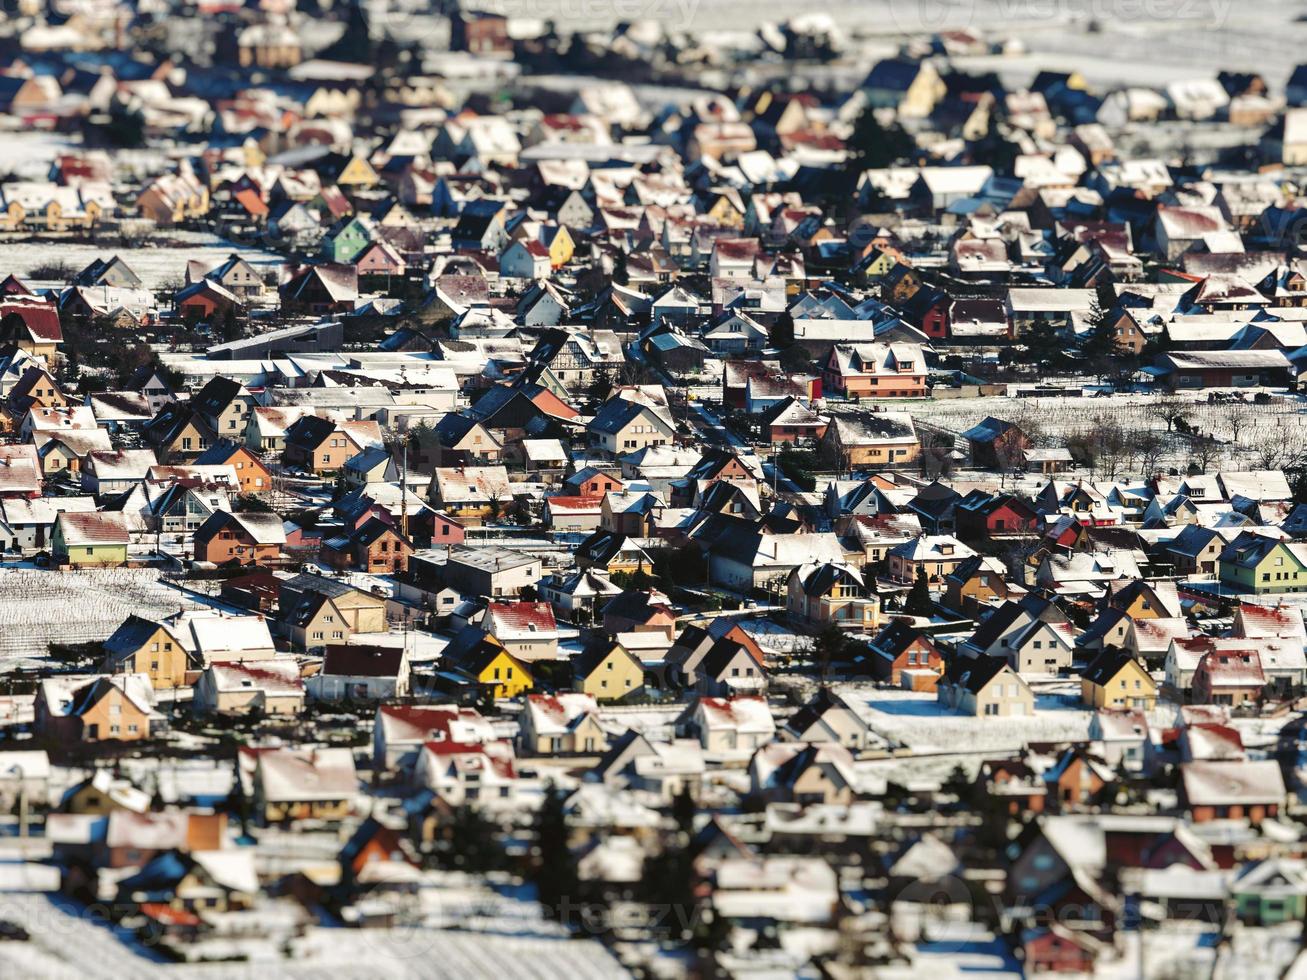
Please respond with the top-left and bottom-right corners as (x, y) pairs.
(442, 804), (504, 872)
(672, 782), (696, 837)
(1023, 319), (1063, 367)
(1080, 299), (1124, 380)
(319, 0), (374, 63)
(104, 100), (145, 149)
(533, 784), (579, 924)
(904, 568), (934, 617)
(768, 311), (794, 349)
(812, 623), (848, 683)
(846, 104), (917, 172)
(221, 304), (240, 343)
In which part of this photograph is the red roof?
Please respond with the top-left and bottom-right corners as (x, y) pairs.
(234, 187), (269, 218)
(0, 300), (62, 343)
(486, 600), (557, 634)
(140, 903), (201, 926)
(545, 495), (603, 511)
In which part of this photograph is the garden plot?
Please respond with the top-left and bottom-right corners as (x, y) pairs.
(0, 568), (206, 666)
(905, 391), (1307, 477)
(6, 236), (284, 291)
(837, 686), (1094, 755)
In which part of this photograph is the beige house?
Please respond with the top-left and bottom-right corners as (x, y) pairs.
(785, 561), (880, 630)
(279, 575), (389, 651)
(193, 661), (305, 715)
(483, 600), (559, 661)
(587, 398), (675, 456)
(938, 657), (1034, 717)
(101, 615), (191, 689)
(248, 746), (356, 825)
(520, 692), (608, 754)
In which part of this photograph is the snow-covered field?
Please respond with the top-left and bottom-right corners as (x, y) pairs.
(905, 390), (1307, 476)
(4, 238), (285, 292)
(0, 890), (629, 979)
(838, 685), (1094, 753)
(0, 568), (206, 665)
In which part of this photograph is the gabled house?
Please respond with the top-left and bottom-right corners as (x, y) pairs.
(192, 510), (286, 566)
(35, 673), (153, 742)
(1079, 649), (1158, 710)
(938, 656), (1034, 717)
(192, 440), (270, 495)
(785, 561), (879, 630)
(574, 641), (645, 702)
(283, 416), (383, 474)
(322, 517), (412, 574)
(1218, 533), (1307, 595)
(520, 693), (607, 754)
(442, 628), (533, 699)
(677, 695), (775, 753)
(194, 660), (304, 715)
(1192, 649), (1265, 706)
(52, 511), (129, 567)
(308, 645), (411, 703)
(865, 620), (944, 687)
(783, 688), (873, 749)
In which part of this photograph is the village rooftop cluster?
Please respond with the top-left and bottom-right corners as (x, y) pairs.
(2, 2), (1307, 977)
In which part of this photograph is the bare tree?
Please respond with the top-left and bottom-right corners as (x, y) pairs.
(1091, 418), (1129, 480)
(1134, 430), (1165, 479)
(1190, 434), (1221, 473)
(1248, 426), (1307, 472)
(1151, 394), (1186, 434)
(1220, 400), (1253, 444)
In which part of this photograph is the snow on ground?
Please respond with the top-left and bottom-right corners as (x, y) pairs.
(0, 567), (207, 665)
(903, 390), (1307, 476)
(0, 889), (629, 979)
(838, 685), (1093, 754)
(285, 924), (629, 980)
(0, 132), (77, 181)
(5, 237), (285, 291)
(876, 926), (1021, 979)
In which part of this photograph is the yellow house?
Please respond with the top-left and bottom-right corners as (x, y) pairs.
(856, 246), (899, 282)
(785, 562), (881, 631)
(544, 225), (575, 268)
(1110, 580), (1180, 621)
(706, 192), (746, 229)
(101, 615), (190, 689)
(53, 512), (130, 567)
(576, 642), (645, 702)
(1080, 650), (1157, 710)
(336, 155), (381, 189)
(454, 632), (534, 699)
(476, 645), (533, 699)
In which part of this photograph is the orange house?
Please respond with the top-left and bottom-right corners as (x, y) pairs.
(324, 517), (413, 574)
(194, 440), (272, 494)
(193, 511), (287, 565)
(823, 342), (927, 399)
(283, 416), (381, 474)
